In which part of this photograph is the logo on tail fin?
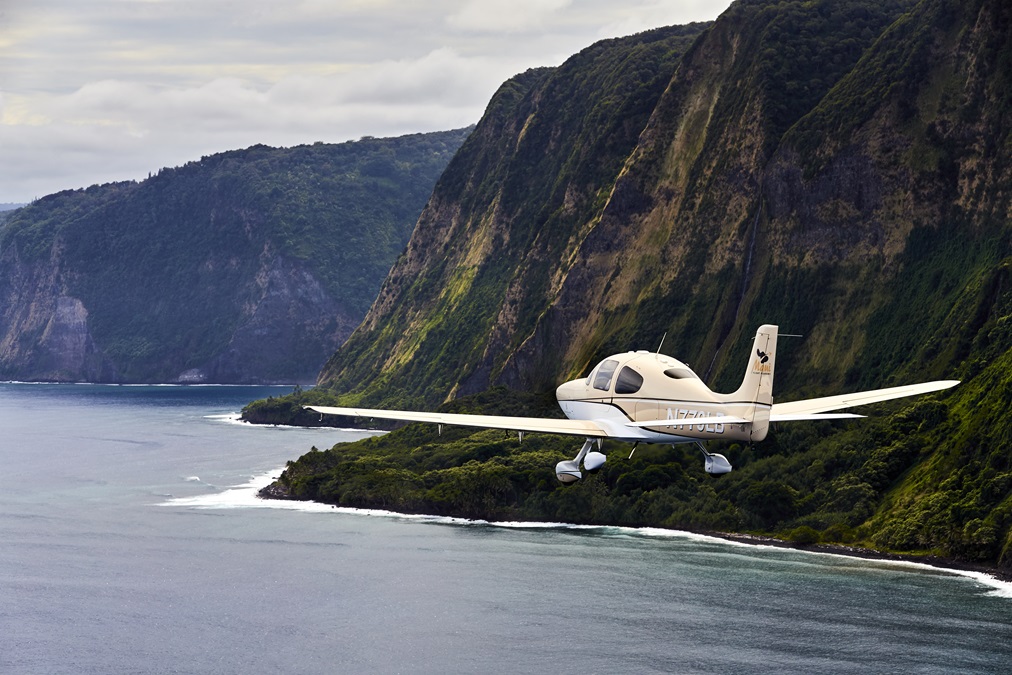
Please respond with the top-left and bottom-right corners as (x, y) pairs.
(753, 348), (771, 374)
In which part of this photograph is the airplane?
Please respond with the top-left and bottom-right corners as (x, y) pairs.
(307, 325), (958, 483)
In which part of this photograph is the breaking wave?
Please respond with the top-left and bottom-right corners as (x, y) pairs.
(161, 468), (1012, 600)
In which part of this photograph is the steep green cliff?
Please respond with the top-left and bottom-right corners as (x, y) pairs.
(317, 2), (920, 403)
(316, 23), (710, 407)
(0, 129), (470, 382)
(260, 0), (1012, 567)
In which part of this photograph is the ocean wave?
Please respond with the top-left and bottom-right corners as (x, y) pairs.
(202, 413), (245, 426)
(161, 468), (1012, 599)
(201, 413), (384, 435)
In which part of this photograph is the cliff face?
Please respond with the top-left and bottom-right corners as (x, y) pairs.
(0, 129), (470, 383)
(319, 1), (920, 403)
(319, 24), (713, 406)
(322, 0), (1009, 401)
(308, 0), (1012, 565)
(0, 243), (116, 381)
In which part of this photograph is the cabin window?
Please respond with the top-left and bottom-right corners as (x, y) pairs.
(664, 367), (696, 380)
(593, 359), (619, 391)
(614, 366), (644, 394)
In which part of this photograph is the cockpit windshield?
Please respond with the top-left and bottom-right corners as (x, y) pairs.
(592, 359), (619, 391)
(615, 366), (644, 394)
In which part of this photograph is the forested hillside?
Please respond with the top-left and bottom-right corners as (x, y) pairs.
(252, 0), (1012, 568)
(0, 129), (469, 382)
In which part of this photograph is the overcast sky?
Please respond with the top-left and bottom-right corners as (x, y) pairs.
(0, 0), (733, 204)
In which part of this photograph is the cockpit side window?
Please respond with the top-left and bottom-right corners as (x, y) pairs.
(592, 359), (619, 391)
(664, 367), (697, 380)
(614, 366), (644, 394)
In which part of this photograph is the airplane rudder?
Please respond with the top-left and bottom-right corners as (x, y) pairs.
(754, 324), (778, 376)
(747, 324), (777, 440)
(735, 324), (777, 404)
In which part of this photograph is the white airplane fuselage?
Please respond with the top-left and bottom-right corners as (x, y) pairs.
(555, 329), (778, 446)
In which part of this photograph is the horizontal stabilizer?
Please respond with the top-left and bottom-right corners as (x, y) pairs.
(771, 380), (959, 417)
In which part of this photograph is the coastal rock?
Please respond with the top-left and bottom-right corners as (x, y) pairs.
(0, 244), (116, 381)
(257, 481), (292, 500)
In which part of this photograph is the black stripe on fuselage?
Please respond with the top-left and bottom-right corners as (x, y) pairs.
(569, 397), (771, 410)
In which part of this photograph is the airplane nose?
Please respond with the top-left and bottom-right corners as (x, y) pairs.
(556, 379), (583, 401)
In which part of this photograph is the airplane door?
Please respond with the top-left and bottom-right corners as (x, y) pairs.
(634, 400), (658, 423)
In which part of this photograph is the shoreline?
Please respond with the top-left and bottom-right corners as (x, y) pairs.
(701, 530), (1012, 583)
(256, 481), (1011, 585)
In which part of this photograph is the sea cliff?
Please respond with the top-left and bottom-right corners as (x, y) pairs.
(0, 129), (470, 382)
(251, 0), (1012, 568)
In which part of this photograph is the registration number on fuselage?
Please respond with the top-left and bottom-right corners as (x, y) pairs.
(663, 408), (726, 433)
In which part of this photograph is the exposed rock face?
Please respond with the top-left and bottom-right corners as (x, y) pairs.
(0, 235), (346, 383)
(39, 297), (102, 379)
(0, 243), (115, 381)
(318, 25), (712, 405)
(194, 253), (358, 383)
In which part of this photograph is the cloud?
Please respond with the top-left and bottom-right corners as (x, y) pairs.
(0, 0), (735, 203)
(0, 47), (506, 201)
(595, 0), (723, 38)
(447, 0), (573, 33)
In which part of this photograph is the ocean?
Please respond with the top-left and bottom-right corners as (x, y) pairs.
(1, 383), (1010, 674)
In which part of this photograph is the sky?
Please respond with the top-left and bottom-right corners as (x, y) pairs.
(0, 0), (734, 204)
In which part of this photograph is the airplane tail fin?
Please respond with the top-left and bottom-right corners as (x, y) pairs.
(730, 324), (778, 442)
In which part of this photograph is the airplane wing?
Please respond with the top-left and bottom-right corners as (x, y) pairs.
(305, 405), (609, 438)
(770, 380), (959, 419)
(309, 379), (957, 437)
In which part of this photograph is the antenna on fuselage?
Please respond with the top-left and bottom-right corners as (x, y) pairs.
(656, 332), (668, 357)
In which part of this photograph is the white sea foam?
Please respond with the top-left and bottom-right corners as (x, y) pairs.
(200, 412), (382, 435)
(162, 467), (1012, 599)
(203, 413), (245, 426)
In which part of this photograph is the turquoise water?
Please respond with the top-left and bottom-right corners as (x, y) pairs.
(1, 383), (1010, 673)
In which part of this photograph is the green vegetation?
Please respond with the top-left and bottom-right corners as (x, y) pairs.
(0, 129), (470, 382)
(268, 364), (1009, 567)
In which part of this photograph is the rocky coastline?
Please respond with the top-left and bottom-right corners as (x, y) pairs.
(257, 481), (1011, 584)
